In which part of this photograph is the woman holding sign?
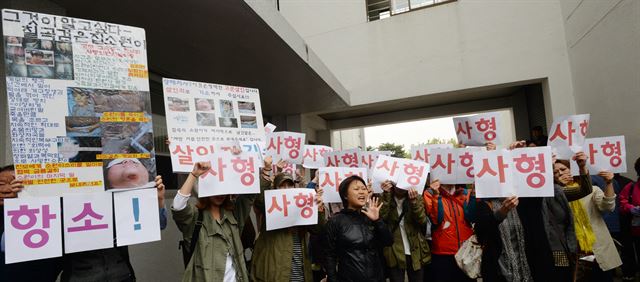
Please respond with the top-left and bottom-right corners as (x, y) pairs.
(379, 181), (430, 282)
(324, 175), (393, 282)
(475, 142), (533, 282)
(171, 152), (265, 282)
(554, 153), (621, 281)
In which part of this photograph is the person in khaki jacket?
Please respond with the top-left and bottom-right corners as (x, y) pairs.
(172, 153), (271, 282)
(379, 180), (431, 282)
(251, 161), (325, 282)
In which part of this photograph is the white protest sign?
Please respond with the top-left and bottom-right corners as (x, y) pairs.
(453, 112), (502, 146)
(548, 114), (590, 160)
(264, 188), (318, 231)
(410, 144), (454, 163)
(318, 167), (368, 203)
(371, 155), (429, 194)
(163, 78), (265, 144)
(324, 148), (361, 168)
(265, 123), (277, 134)
(63, 193), (114, 254)
(271, 163), (297, 177)
(302, 145), (333, 169)
(584, 136), (627, 173)
(360, 151), (392, 176)
(473, 147), (554, 198)
(4, 196), (62, 263)
(265, 131), (306, 164)
(169, 141), (242, 173)
(394, 158), (430, 194)
(195, 152), (261, 197)
(429, 147), (482, 184)
(113, 188), (161, 246)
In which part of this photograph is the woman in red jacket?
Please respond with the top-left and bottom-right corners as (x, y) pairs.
(423, 179), (475, 282)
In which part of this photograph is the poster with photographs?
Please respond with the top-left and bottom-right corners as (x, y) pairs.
(2, 9), (156, 196)
(163, 78), (265, 170)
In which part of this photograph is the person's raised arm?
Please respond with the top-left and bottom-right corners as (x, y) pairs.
(408, 187), (427, 226)
(563, 152), (594, 201)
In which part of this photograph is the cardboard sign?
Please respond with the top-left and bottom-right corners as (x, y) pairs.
(195, 152), (261, 197)
(113, 188), (161, 246)
(63, 193), (114, 253)
(371, 155), (429, 194)
(4, 196), (62, 263)
(548, 114), (590, 159)
(318, 167), (368, 203)
(324, 149), (361, 168)
(584, 136), (627, 173)
(429, 147), (482, 184)
(265, 131), (306, 164)
(453, 112), (502, 146)
(410, 144), (454, 163)
(302, 145), (333, 169)
(473, 147), (554, 198)
(264, 188), (318, 231)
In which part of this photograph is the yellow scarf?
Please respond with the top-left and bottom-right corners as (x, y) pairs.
(567, 183), (596, 253)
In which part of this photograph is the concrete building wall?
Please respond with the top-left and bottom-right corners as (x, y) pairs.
(292, 0), (576, 126)
(559, 0), (640, 177)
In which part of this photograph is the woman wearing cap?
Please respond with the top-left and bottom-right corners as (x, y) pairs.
(172, 151), (267, 282)
(324, 175), (393, 282)
(251, 161), (325, 282)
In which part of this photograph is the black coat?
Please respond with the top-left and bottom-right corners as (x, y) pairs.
(324, 208), (393, 282)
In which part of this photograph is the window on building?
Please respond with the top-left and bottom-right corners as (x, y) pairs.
(366, 0), (455, 21)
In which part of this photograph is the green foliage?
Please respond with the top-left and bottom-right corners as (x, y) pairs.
(375, 142), (409, 158)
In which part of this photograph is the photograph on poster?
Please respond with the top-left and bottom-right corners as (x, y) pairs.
(57, 137), (102, 163)
(220, 100), (234, 117)
(90, 89), (151, 114)
(65, 117), (101, 137)
(238, 101), (256, 115)
(219, 117), (238, 128)
(196, 112), (217, 126)
(103, 158), (155, 189)
(4, 36), (74, 79)
(101, 121), (154, 155)
(25, 49), (54, 66)
(167, 97), (189, 112)
(68, 88), (96, 116)
(195, 98), (215, 112)
(240, 116), (257, 128)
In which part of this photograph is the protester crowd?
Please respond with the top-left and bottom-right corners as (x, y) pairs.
(1, 137), (639, 282)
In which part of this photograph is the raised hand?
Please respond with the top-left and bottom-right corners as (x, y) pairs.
(598, 170), (614, 183)
(485, 142), (496, 151)
(508, 140), (527, 150)
(361, 195), (383, 221)
(572, 152), (588, 171)
(408, 188), (419, 203)
(381, 180), (394, 193)
(499, 196), (519, 216)
(191, 161), (211, 177)
(155, 175), (165, 207)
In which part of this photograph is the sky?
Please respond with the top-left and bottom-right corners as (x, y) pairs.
(363, 110), (515, 150)
(364, 116), (458, 150)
